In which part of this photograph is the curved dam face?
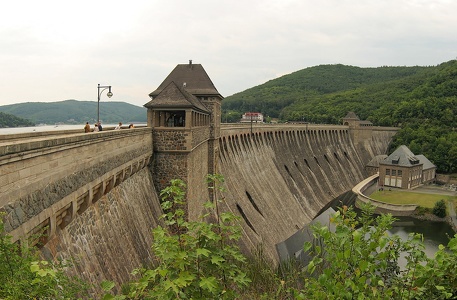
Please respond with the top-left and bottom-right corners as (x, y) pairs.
(19, 125), (395, 296)
(41, 168), (163, 296)
(217, 126), (395, 262)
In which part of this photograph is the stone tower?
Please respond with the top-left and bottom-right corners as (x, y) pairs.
(342, 111), (373, 145)
(144, 61), (223, 219)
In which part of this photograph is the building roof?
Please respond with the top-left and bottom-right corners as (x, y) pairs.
(416, 154), (436, 170)
(380, 145), (422, 167)
(343, 111), (360, 120)
(144, 81), (210, 113)
(148, 61), (222, 99)
(366, 154), (388, 167)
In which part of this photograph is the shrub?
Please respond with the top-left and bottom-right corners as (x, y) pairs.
(298, 202), (457, 299)
(103, 175), (250, 299)
(433, 199), (447, 218)
(0, 214), (89, 299)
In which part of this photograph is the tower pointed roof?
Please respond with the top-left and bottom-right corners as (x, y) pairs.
(145, 81), (210, 113)
(343, 111), (360, 120)
(148, 61), (222, 99)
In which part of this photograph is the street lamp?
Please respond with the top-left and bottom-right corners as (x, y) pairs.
(97, 84), (113, 123)
(250, 112), (253, 136)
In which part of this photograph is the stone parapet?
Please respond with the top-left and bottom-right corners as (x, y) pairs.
(6, 153), (151, 244)
(0, 128), (153, 238)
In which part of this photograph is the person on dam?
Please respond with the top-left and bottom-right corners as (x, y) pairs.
(93, 123), (99, 132)
(98, 122), (103, 131)
(114, 122), (122, 130)
(84, 122), (91, 133)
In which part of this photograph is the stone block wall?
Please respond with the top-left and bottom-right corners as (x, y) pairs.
(186, 142), (210, 220)
(152, 152), (188, 195)
(42, 168), (163, 297)
(153, 129), (190, 151)
(191, 127), (210, 148)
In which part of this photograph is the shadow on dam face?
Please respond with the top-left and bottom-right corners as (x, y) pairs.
(275, 191), (356, 263)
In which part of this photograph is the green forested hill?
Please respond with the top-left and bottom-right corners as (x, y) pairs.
(0, 111), (35, 128)
(222, 60), (457, 173)
(222, 63), (435, 122)
(0, 100), (147, 125)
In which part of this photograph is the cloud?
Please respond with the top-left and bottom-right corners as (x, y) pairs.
(0, 0), (456, 107)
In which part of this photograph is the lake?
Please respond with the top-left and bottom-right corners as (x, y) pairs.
(0, 124), (146, 135)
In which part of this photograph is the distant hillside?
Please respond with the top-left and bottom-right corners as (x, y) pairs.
(222, 60), (457, 173)
(222, 64), (435, 122)
(0, 100), (147, 125)
(0, 111), (35, 128)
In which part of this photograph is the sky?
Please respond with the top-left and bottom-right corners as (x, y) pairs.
(1, 0), (456, 108)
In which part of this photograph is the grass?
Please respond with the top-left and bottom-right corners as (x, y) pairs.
(369, 190), (457, 208)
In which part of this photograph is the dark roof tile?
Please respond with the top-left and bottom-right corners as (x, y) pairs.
(144, 81), (210, 113)
(148, 63), (222, 98)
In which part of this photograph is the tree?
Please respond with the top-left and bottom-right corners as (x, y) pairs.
(0, 214), (89, 299)
(433, 199), (447, 218)
(296, 203), (457, 299)
(102, 175), (250, 299)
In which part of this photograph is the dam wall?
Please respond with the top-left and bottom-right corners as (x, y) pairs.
(0, 128), (153, 243)
(0, 123), (397, 295)
(216, 125), (396, 261)
(42, 168), (163, 296)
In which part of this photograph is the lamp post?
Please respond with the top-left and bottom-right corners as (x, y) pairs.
(97, 84), (113, 123)
(250, 113), (253, 136)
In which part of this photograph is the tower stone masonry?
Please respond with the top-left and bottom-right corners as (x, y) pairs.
(144, 61), (223, 219)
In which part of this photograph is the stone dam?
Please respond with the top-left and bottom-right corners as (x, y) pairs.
(0, 123), (396, 295)
(0, 62), (398, 295)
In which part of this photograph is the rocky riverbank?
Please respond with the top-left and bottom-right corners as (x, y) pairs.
(410, 212), (457, 234)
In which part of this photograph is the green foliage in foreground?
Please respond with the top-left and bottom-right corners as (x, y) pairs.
(102, 175), (250, 299)
(297, 204), (457, 299)
(102, 177), (457, 299)
(3, 175), (456, 299)
(0, 214), (89, 299)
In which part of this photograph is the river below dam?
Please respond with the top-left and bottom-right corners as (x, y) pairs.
(312, 191), (456, 261)
(350, 199), (455, 258)
(389, 216), (455, 257)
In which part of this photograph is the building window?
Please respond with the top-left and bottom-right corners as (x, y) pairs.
(386, 169), (390, 175)
(165, 111), (185, 127)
